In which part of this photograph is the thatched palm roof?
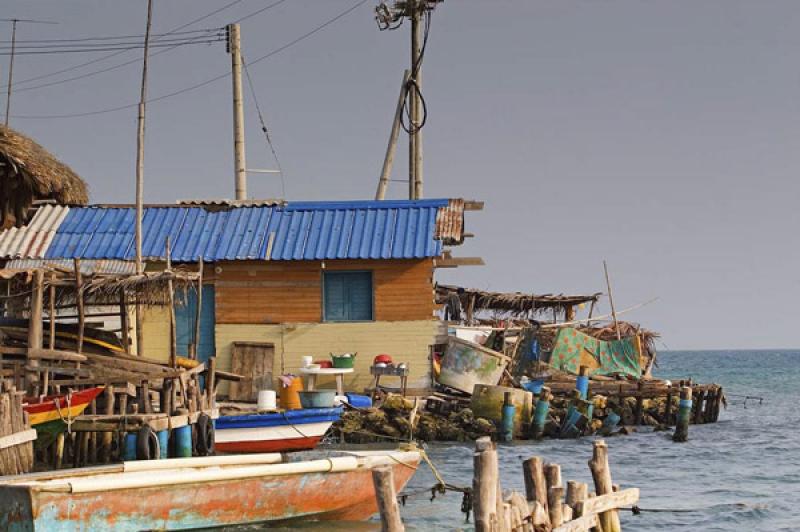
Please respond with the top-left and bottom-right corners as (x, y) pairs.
(0, 126), (88, 226)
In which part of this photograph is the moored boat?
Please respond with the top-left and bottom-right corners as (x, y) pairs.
(215, 406), (343, 453)
(0, 449), (421, 531)
(24, 387), (105, 446)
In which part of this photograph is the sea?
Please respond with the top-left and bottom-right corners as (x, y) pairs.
(266, 350), (799, 531)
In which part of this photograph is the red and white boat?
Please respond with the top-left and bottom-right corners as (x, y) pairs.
(215, 407), (343, 453)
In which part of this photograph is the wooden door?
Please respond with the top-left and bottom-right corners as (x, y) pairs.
(228, 342), (275, 402)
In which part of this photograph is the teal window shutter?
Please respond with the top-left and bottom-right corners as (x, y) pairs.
(323, 271), (373, 321)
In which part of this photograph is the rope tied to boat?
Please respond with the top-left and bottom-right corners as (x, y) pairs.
(53, 390), (74, 434)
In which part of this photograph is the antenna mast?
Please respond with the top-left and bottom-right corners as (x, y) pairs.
(1, 17), (58, 125)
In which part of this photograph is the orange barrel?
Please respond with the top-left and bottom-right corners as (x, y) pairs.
(279, 376), (304, 410)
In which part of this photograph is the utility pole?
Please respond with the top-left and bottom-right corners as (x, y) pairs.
(135, 0), (154, 356)
(409, 1), (423, 200)
(1, 18), (58, 126)
(374, 1), (442, 200)
(227, 23), (247, 200)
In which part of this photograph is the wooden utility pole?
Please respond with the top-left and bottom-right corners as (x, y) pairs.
(375, 70), (410, 200)
(409, 1), (423, 200)
(135, 0), (154, 356)
(228, 23), (247, 200)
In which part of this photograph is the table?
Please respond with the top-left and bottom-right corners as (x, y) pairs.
(369, 365), (410, 400)
(298, 367), (354, 396)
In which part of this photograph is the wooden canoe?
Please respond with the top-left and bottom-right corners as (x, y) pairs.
(0, 449), (421, 530)
(215, 407), (343, 453)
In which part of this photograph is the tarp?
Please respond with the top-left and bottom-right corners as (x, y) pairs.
(550, 327), (641, 379)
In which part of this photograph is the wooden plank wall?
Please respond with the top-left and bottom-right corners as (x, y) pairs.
(214, 259), (435, 324)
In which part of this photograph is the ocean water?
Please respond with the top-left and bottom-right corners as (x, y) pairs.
(264, 350), (799, 531)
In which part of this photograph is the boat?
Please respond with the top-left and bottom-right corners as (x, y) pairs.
(24, 387), (105, 446)
(0, 449), (421, 530)
(215, 406), (343, 453)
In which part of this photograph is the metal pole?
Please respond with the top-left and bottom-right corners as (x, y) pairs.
(4, 20), (17, 126)
(135, 0), (154, 356)
(228, 23), (247, 200)
(376, 69), (410, 200)
(408, 6), (420, 199)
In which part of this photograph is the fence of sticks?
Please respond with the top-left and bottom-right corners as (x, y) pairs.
(0, 379), (34, 476)
(371, 438), (637, 532)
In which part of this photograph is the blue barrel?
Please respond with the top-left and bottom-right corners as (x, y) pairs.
(157, 430), (169, 459)
(123, 433), (137, 461)
(531, 395), (550, 439)
(174, 425), (193, 458)
(575, 375), (589, 399)
(603, 411), (620, 431)
(501, 404), (516, 442)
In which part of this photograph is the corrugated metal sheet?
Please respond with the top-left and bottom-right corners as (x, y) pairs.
(435, 199), (465, 245)
(0, 204), (69, 258)
(38, 199), (456, 262)
(5, 258), (138, 274)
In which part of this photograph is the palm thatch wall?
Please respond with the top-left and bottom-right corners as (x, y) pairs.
(0, 126), (88, 227)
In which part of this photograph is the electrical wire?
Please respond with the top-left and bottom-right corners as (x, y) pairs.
(0, 28), (216, 45)
(0, 32), (224, 51)
(0, 0), (243, 91)
(242, 52), (286, 198)
(12, 0), (369, 120)
(400, 8), (431, 135)
(0, 36), (225, 56)
(232, 0), (291, 24)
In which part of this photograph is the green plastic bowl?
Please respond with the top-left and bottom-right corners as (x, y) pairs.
(331, 355), (355, 368)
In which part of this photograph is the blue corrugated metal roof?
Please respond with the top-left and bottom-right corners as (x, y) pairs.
(42, 199), (452, 262)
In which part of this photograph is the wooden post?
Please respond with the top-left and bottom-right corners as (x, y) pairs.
(48, 273), (56, 349)
(548, 486), (564, 527)
(664, 387), (673, 426)
(544, 463), (562, 492)
(190, 258), (204, 360)
(472, 437), (498, 532)
(673, 386), (692, 442)
(73, 259), (85, 354)
(372, 466), (404, 532)
(603, 260), (622, 340)
(635, 380), (644, 426)
(206, 356), (217, 408)
(588, 439), (621, 532)
(54, 432), (65, 469)
(166, 237), (177, 368)
(88, 398), (98, 464)
(376, 69), (411, 200)
(693, 388), (706, 425)
(567, 481), (588, 516)
(26, 270), (44, 394)
(100, 386), (114, 463)
(522, 456), (549, 514)
(120, 292), (130, 353)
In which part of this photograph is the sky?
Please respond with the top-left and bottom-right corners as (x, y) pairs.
(3, 1), (799, 350)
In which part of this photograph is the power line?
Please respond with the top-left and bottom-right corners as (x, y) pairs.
(0, 36), (224, 56)
(0, 0), (243, 91)
(242, 52), (286, 198)
(233, 0), (290, 24)
(13, 0), (370, 120)
(0, 28), (215, 45)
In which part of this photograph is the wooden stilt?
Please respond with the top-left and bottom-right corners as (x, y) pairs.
(522, 456), (549, 514)
(472, 437), (498, 532)
(588, 439), (621, 532)
(372, 466), (404, 532)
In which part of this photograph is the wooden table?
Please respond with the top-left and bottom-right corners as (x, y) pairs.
(298, 367), (354, 396)
(369, 365), (410, 400)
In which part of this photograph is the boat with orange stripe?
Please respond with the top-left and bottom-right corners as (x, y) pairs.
(24, 387), (105, 446)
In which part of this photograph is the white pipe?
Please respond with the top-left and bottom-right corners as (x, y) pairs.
(122, 453), (283, 473)
(65, 456), (361, 493)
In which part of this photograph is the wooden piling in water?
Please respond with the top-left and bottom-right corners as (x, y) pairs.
(372, 466), (404, 532)
(673, 386), (692, 442)
(522, 456), (549, 515)
(693, 387), (706, 425)
(473, 437), (498, 532)
(588, 439), (621, 532)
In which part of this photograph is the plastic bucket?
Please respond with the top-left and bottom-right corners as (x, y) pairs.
(331, 354), (355, 368)
(257, 390), (277, 411)
(279, 376), (304, 410)
(299, 390), (336, 409)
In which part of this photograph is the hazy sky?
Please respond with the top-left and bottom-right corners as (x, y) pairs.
(4, 1), (799, 349)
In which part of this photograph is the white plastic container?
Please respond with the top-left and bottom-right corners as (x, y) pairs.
(302, 356), (313, 368)
(257, 390), (277, 411)
(334, 395), (348, 406)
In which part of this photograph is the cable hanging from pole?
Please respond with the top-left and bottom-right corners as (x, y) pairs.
(241, 52), (286, 199)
